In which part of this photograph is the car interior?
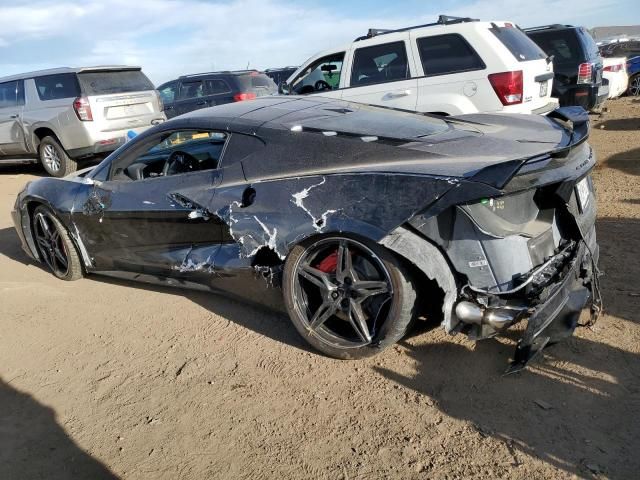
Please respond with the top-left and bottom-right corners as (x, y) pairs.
(111, 131), (227, 181)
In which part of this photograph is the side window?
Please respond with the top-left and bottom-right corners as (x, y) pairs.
(111, 130), (227, 181)
(158, 82), (178, 104)
(291, 52), (345, 94)
(178, 81), (204, 100)
(417, 34), (485, 76)
(351, 41), (409, 87)
(0, 81), (18, 108)
(34, 73), (80, 101)
(205, 79), (231, 95)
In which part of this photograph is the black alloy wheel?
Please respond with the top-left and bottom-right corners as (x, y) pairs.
(32, 206), (83, 281)
(283, 235), (417, 359)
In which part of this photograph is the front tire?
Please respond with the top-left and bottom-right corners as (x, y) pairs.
(32, 205), (83, 281)
(39, 136), (77, 177)
(283, 235), (417, 359)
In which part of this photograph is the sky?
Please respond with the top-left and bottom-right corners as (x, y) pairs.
(0, 0), (638, 85)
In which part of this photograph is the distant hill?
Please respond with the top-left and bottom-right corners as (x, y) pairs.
(590, 25), (640, 40)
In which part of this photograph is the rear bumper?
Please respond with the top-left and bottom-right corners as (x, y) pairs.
(507, 234), (598, 372)
(66, 124), (157, 159)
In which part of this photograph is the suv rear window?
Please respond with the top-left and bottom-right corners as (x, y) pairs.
(34, 74), (80, 101)
(527, 29), (584, 64)
(417, 34), (485, 76)
(78, 70), (155, 95)
(237, 73), (277, 94)
(491, 26), (547, 62)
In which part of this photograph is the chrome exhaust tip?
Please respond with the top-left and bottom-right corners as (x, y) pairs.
(455, 301), (522, 331)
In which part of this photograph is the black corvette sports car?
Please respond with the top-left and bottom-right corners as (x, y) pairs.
(12, 97), (601, 371)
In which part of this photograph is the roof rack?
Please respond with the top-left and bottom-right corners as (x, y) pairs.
(523, 24), (575, 32)
(354, 15), (479, 41)
(180, 69), (259, 78)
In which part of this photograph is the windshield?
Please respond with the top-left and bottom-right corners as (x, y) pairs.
(78, 70), (155, 95)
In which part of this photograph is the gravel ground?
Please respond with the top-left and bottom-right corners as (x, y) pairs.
(0, 97), (638, 480)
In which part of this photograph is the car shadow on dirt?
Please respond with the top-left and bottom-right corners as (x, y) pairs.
(595, 117), (640, 131)
(0, 378), (117, 479)
(604, 146), (640, 177)
(0, 163), (46, 177)
(374, 333), (639, 479)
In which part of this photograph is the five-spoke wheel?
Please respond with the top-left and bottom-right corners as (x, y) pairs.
(283, 235), (416, 359)
(32, 206), (83, 281)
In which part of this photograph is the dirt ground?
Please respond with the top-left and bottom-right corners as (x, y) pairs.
(1, 98), (639, 480)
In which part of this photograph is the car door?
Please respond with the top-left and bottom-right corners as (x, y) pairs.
(157, 81), (179, 119)
(288, 52), (346, 98)
(203, 78), (235, 106)
(173, 80), (208, 117)
(71, 129), (229, 276)
(0, 80), (27, 156)
(342, 37), (418, 111)
(411, 32), (490, 115)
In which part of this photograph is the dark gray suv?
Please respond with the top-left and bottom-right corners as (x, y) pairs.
(157, 70), (277, 119)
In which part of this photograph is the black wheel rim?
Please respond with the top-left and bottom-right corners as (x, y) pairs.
(631, 76), (640, 97)
(34, 212), (69, 277)
(292, 237), (394, 349)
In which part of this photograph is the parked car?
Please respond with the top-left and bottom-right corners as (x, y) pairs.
(525, 25), (608, 110)
(281, 15), (558, 116)
(598, 38), (640, 96)
(0, 66), (164, 177)
(11, 97), (600, 372)
(602, 57), (629, 98)
(263, 67), (298, 91)
(157, 70), (277, 119)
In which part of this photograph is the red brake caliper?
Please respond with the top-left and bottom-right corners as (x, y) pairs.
(316, 250), (338, 273)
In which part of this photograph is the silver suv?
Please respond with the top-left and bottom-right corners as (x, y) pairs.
(0, 66), (165, 177)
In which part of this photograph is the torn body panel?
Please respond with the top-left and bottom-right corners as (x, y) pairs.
(10, 97), (600, 371)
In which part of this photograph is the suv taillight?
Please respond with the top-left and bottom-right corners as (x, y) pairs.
(488, 70), (523, 106)
(603, 64), (622, 73)
(233, 92), (257, 102)
(577, 62), (593, 84)
(73, 96), (93, 121)
(155, 90), (164, 111)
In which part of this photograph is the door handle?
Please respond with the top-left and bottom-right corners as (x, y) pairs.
(165, 105), (174, 110)
(389, 90), (412, 98)
(9, 114), (19, 119)
(196, 101), (207, 106)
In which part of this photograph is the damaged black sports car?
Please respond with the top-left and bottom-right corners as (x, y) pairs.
(11, 97), (601, 372)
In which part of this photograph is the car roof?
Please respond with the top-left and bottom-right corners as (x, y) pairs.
(171, 96), (448, 140)
(0, 66), (141, 83)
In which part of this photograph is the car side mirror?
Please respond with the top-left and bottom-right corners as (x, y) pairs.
(279, 82), (290, 95)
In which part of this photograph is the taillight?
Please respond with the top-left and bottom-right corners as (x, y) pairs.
(155, 90), (164, 111)
(73, 96), (93, 121)
(488, 70), (523, 106)
(233, 92), (257, 102)
(577, 62), (593, 84)
(603, 64), (622, 73)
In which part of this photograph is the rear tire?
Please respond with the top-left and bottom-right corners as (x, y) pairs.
(283, 234), (417, 359)
(628, 74), (640, 97)
(39, 136), (77, 177)
(32, 205), (83, 281)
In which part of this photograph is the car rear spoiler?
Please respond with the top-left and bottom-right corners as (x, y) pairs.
(547, 106), (590, 149)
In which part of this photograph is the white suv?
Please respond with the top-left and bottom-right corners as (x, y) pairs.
(283, 16), (558, 116)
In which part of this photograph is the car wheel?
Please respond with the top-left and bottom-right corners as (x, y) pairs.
(32, 205), (83, 281)
(39, 136), (77, 177)
(628, 74), (640, 97)
(283, 235), (416, 359)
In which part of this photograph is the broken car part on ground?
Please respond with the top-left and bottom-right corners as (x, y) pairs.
(11, 97), (601, 371)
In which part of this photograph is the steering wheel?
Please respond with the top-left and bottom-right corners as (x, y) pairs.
(162, 151), (199, 176)
(314, 80), (332, 91)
